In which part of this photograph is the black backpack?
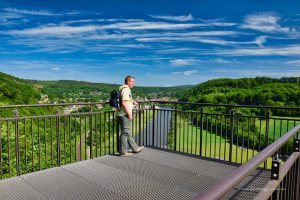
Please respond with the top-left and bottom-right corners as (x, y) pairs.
(109, 88), (124, 109)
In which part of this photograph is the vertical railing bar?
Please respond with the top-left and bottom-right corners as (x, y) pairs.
(37, 118), (41, 171)
(205, 114), (208, 157)
(200, 107), (203, 156)
(44, 118), (47, 168)
(279, 119), (283, 155)
(247, 117), (250, 161)
(214, 115), (217, 159)
(108, 112), (111, 155)
(99, 113), (102, 156)
(140, 109), (142, 147)
(104, 113), (106, 155)
(50, 117), (53, 168)
(79, 116), (82, 161)
(95, 113), (98, 158)
(31, 119), (34, 172)
(84, 115), (87, 160)
(64, 116), (67, 164)
(210, 114), (213, 158)
(229, 110), (234, 162)
(89, 109), (93, 159)
(74, 116), (77, 162)
(69, 115), (72, 164)
(219, 115), (223, 160)
(236, 116), (239, 163)
(252, 118), (256, 160)
(152, 105), (155, 147)
(7, 120), (11, 177)
(241, 117), (245, 164)
(195, 113), (199, 155)
(56, 110), (61, 166)
(14, 110), (20, 176)
(224, 114), (228, 161)
(112, 111), (115, 155)
(23, 118), (27, 174)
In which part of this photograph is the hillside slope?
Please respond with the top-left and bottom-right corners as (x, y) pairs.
(180, 77), (300, 106)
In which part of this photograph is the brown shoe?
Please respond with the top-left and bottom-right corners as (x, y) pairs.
(120, 152), (133, 157)
(134, 146), (144, 153)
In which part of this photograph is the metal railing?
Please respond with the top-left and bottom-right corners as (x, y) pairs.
(0, 101), (299, 199)
(194, 125), (300, 200)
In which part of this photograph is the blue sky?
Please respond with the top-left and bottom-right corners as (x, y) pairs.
(0, 0), (300, 86)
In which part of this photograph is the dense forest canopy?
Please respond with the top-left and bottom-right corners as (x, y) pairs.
(180, 77), (300, 107)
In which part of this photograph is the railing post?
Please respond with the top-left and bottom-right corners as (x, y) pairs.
(89, 106), (93, 159)
(294, 138), (299, 152)
(229, 109), (234, 162)
(138, 105), (142, 146)
(271, 158), (281, 180)
(14, 109), (20, 176)
(265, 110), (270, 146)
(200, 107), (204, 156)
(174, 103), (178, 151)
(152, 105), (155, 147)
(56, 109), (61, 166)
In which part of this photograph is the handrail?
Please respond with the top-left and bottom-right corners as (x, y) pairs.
(193, 124), (300, 200)
(254, 152), (300, 200)
(150, 100), (300, 110)
(1, 100), (299, 110)
(0, 101), (108, 109)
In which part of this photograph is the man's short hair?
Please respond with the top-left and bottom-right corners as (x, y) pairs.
(125, 75), (135, 84)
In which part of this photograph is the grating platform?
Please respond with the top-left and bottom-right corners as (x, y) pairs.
(0, 148), (270, 200)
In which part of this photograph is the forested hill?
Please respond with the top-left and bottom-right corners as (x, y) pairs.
(180, 77), (300, 106)
(33, 80), (193, 102)
(0, 72), (193, 104)
(0, 72), (41, 105)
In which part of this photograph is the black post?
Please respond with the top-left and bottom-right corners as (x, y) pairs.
(229, 109), (234, 162)
(56, 109), (61, 166)
(200, 107), (204, 157)
(89, 106), (93, 159)
(14, 110), (20, 176)
(139, 105), (142, 146)
(152, 105), (155, 147)
(174, 103), (178, 151)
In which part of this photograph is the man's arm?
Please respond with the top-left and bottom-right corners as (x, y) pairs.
(122, 100), (133, 120)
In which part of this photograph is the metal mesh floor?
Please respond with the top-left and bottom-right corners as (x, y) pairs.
(0, 148), (270, 200)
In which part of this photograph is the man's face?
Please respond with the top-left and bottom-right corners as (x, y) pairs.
(127, 78), (135, 88)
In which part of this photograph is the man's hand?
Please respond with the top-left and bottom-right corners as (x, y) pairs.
(128, 114), (133, 120)
(133, 101), (139, 106)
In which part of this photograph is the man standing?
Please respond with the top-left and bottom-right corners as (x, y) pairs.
(118, 76), (144, 156)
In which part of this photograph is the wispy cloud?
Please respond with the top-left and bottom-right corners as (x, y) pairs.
(211, 58), (234, 63)
(240, 13), (291, 33)
(209, 45), (300, 56)
(172, 70), (198, 76)
(170, 58), (202, 66)
(102, 21), (203, 30)
(150, 14), (193, 21)
(3, 7), (59, 16)
(285, 60), (300, 64)
(4, 25), (97, 36)
(51, 67), (61, 71)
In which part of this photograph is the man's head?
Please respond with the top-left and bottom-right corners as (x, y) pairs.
(124, 75), (135, 88)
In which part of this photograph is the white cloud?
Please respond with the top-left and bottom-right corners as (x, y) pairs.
(184, 70), (198, 76)
(150, 14), (193, 21)
(208, 45), (300, 56)
(4, 25), (97, 36)
(170, 59), (201, 66)
(3, 7), (59, 16)
(51, 67), (60, 71)
(285, 60), (300, 64)
(172, 70), (198, 76)
(102, 21), (203, 30)
(240, 13), (291, 33)
(212, 58), (233, 63)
